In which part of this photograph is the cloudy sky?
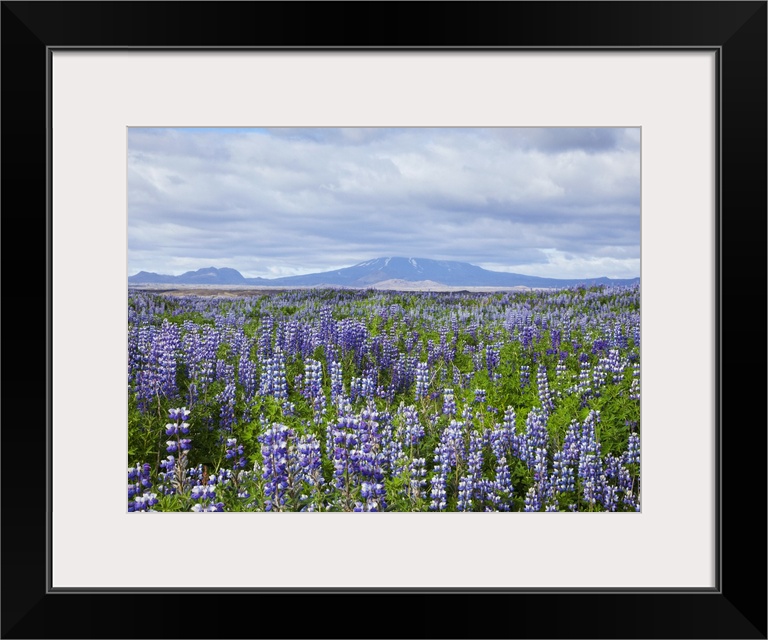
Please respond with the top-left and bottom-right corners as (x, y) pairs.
(128, 127), (640, 279)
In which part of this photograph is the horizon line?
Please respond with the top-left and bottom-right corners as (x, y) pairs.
(128, 257), (641, 282)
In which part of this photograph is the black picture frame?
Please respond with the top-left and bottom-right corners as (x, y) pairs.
(2, 2), (765, 638)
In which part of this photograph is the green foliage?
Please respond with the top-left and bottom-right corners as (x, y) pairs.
(383, 468), (413, 511)
(161, 311), (214, 327)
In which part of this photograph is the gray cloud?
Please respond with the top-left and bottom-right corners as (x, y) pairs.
(128, 127), (640, 279)
(492, 127), (638, 155)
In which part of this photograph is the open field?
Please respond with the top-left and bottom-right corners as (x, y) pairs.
(128, 282), (538, 297)
(129, 285), (305, 298)
(128, 284), (640, 512)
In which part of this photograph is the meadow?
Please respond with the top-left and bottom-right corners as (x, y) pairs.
(128, 285), (640, 512)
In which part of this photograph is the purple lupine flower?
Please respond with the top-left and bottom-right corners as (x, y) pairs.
(372, 410), (399, 476)
(623, 491), (640, 512)
(133, 493), (159, 512)
(300, 358), (327, 424)
(358, 480), (385, 512)
(601, 484), (619, 511)
(180, 327), (209, 397)
(550, 451), (575, 495)
(625, 433), (640, 466)
(399, 404), (424, 448)
(139, 462), (152, 488)
(605, 348), (624, 384)
(238, 353), (258, 401)
(157, 320), (181, 400)
(629, 371), (640, 401)
(579, 410), (601, 461)
(217, 382), (236, 435)
(532, 446), (549, 488)
(426, 340), (439, 369)
(329, 359), (345, 407)
(440, 419), (465, 470)
(354, 406), (387, 511)
(523, 485), (542, 512)
(521, 409), (548, 468)
(258, 423), (294, 512)
(577, 411), (603, 508)
(127, 463), (152, 511)
(161, 407), (193, 493)
(257, 316), (274, 361)
(349, 376), (360, 403)
(428, 465), (447, 511)
(519, 364), (530, 389)
(360, 374), (376, 401)
(133, 327), (162, 412)
(492, 456), (514, 511)
(490, 407), (519, 463)
(391, 353), (412, 393)
(521, 325), (535, 350)
(536, 364), (555, 415)
(486, 343), (500, 381)
(579, 453), (601, 508)
(168, 406), (191, 424)
(281, 400), (295, 416)
(592, 358), (608, 393)
(561, 419), (581, 466)
(414, 361), (429, 401)
(303, 358), (323, 399)
(191, 501), (225, 512)
(408, 457), (427, 503)
(294, 433), (324, 511)
(191, 484), (217, 502)
(260, 348), (288, 401)
(443, 388), (456, 416)
(571, 360), (592, 405)
(603, 454), (622, 481)
(215, 359), (235, 385)
(617, 465), (633, 493)
(225, 437), (247, 471)
(156, 455), (177, 495)
(429, 418), (466, 511)
(456, 476), (474, 511)
(617, 461), (639, 511)
(467, 432), (485, 501)
(374, 384), (395, 403)
(330, 410), (360, 509)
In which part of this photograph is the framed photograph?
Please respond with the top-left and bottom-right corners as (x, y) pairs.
(3, 2), (765, 638)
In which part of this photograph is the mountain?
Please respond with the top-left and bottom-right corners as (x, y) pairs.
(128, 257), (640, 288)
(128, 270), (176, 284)
(128, 266), (270, 286)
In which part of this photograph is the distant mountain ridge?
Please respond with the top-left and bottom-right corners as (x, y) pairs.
(128, 257), (640, 288)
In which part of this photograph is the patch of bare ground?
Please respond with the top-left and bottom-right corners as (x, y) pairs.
(128, 282), (539, 298)
(128, 285), (298, 298)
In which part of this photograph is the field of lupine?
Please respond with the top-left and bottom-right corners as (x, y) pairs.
(128, 285), (640, 512)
